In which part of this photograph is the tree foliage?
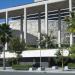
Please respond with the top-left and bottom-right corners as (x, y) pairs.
(9, 37), (26, 54)
(0, 23), (12, 70)
(40, 31), (56, 48)
(65, 12), (75, 33)
(69, 44), (75, 59)
(55, 48), (64, 70)
(65, 12), (75, 60)
(0, 23), (12, 46)
(9, 37), (26, 64)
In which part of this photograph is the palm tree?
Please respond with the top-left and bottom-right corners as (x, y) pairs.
(55, 48), (64, 70)
(9, 37), (26, 64)
(40, 31), (56, 48)
(0, 23), (12, 70)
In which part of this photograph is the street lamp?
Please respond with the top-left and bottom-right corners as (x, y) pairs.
(37, 32), (42, 69)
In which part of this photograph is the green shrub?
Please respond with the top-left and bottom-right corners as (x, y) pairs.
(12, 64), (32, 70)
(61, 44), (70, 48)
(68, 63), (75, 69)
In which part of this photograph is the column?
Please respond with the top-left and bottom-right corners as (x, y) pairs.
(3, 11), (8, 70)
(20, 16), (24, 40)
(38, 13), (41, 68)
(38, 12), (41, 48)
(45, 3), (48, 35)
(58, 9), (61, 48)
(24, 8), (27, 43)
(69, 0), (72, 46)
(5, 11), (8, 50)
(5, 11), (8, 24)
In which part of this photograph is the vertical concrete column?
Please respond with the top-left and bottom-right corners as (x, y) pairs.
(45, 3), (48, 35)
(38, 12), (41, 48)
(58, 30), (61, 47)
(69, 0), (72, 46)
(5, 11), (8, 50)
(38, 13), (42, 68)
(20, 16), (24, 40)
(24, 8), (27, 43)
(3, 11), (8, 70)
(5, 11), (8, 24)
(58, 9), (61, 48)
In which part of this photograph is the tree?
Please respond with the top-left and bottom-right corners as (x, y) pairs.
(0, 45), (3, 57)
(0, 23), (12, 70)
(65, 12), (75, 62)
(55, 48), (64, 70)
(9, 37), (26, 64)
(65, 12), (75, 33)
(69, 44), (75, 59)
(40, 31), (56, 48)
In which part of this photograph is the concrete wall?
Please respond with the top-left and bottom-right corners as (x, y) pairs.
(9, 19), (69, 45)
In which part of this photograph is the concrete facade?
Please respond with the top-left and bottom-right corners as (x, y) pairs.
(0, 0), (75, 68)
(0, 0), (74, 53)
(8, 19), (68, 45)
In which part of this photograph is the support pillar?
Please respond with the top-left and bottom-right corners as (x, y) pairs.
(38, 13), (42, 69)
(24, 8), (27, 43)
(69, 0), (72, 46)
(45, 3), (48, 35)
(38, 12), (41, 48)
(5, 11), (8, 50)
(58, 30), (61, 47)
(5, 11), (8, 24)
(20, 16), (24, 40)
(45, 3), (48, 48)
(3, 11), (8, 70)
(58, 9), (61, 48)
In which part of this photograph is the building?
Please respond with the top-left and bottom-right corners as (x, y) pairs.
(0, 0), (74, 67)
(0, 0), (74, 46)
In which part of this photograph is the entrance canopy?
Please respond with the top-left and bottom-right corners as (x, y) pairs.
(21, 49), (69, 58)
(0, 49), (69, 58)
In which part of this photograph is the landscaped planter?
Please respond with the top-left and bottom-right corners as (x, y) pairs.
(12, 64), (32, 70)
(68, 63), (75, 69)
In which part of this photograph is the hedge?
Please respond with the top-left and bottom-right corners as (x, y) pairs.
(12, 64), (32, 70)
(68, 63), (75, 69)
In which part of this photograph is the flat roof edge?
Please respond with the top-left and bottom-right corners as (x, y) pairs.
(0, 0), (65, 13)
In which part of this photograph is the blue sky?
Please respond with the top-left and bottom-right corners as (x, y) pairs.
(0, 0), (33, 9)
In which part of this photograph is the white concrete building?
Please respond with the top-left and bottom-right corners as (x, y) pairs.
(0, 0), (74, 67)
(0, 0), (74, 46)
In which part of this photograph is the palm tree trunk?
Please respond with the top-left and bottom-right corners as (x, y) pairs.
(12, 58), (14, 66)
(16, 58), (18, 64)
(45, 42), (48, 48)
(62, 56), (64, 71)
(17, 54), (20, 64)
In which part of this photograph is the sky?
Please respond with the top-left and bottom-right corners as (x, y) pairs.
(0, 0), (33, 9)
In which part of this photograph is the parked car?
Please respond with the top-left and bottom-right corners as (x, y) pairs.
(32, 63), (40, 68)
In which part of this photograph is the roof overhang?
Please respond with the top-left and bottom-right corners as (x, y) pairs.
(0, 49), (69, 58)
(21, 49), (69, 58)
(0, 0), (71, 19)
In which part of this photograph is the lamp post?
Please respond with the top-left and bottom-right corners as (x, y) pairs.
(60, 48), (64, 71)
(37, 32), (42, 70)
